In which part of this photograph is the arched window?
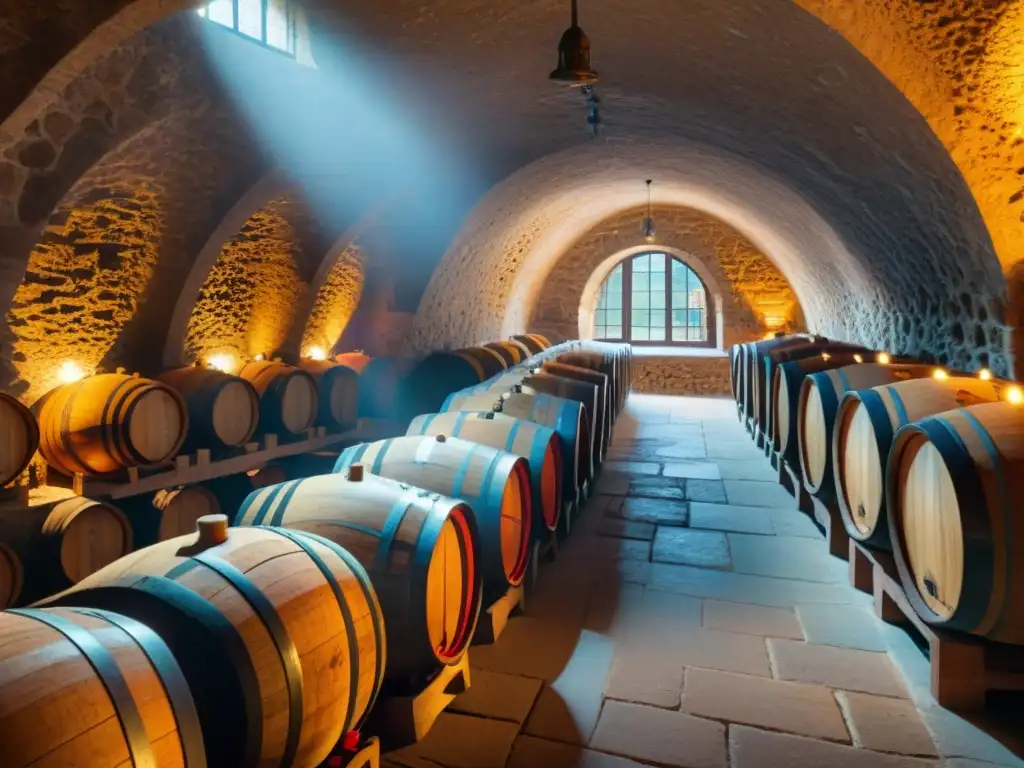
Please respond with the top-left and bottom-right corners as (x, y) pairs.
(197, 0), (298, 56)
(594, 252), (711, 345)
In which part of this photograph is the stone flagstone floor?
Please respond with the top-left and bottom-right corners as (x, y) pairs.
(383, 394), (1024, 768)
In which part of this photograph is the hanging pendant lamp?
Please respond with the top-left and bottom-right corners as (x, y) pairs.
(550, 0), (598, 85)
(643, 180), (656, 242)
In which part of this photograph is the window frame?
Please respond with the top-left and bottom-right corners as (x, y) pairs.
(196, 0), (297, 58)
(594, 252), (715, 348)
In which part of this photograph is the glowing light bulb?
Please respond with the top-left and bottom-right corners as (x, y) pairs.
(978, 368), (992, 381)
(1007, 386), (1023, 405)
(853, 354), (863, 363)
(254, 353), (264, 361)
(306, 346), (327, 361)
(207, 353), (236, 374)
(877, 352), (890, 365)
(933, 368), (949, 381)
(821, 352), (831, 361)
(57, 361), (86, 384)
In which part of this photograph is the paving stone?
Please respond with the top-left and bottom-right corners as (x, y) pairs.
(624, 590), (704, 644)
(703, 600), (804, 639)
(605, 461), (661, 475)
(683, 479), (728, 503)
(523, 630), (615, 744)
(470, 617), (585, 681)
(682, 667), (850, 742)
(768, 638), (909, 698)
(655, 442), (708, 459)
(596, 517), (657, 540)
(796, 603), (887, 651)
(449, 668), (544, 723)
(582, 536), (652, 562)
(595, 474), (630, 495)
(725, 479), (797, 508)
(613, 496), (689, 525)
(590, 700), (727, 768)
(672, 627), (772, 676)
(837, 691), (939, 756)
(769, 507), (823, 538)
(689, 502), (774, 535)
(649, 563), (862, 608)
(714, 457), (780, 481)
(727, 533), (847, 583)
(915, 702), (1024, 766)
(729, 725), (939, 768)
(604, 646), (685, 708)
(705, 440), (766, 459)
(628, 474), (685, 497)
(653, 528), (732, 569)
(663, 460), (722, 479)
(507, 735), (649, 767)
(389, 711), (520, 768)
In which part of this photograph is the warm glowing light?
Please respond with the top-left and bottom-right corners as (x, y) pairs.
(254, 353), (265, 361)
(1008, 386), (1024, 405)
(821, 352), (831, 361)
(207, 353), (236, 374)
(762, 332), (775, 341)
(933, 368), (949, 380)
(57, 361), (86, 384)
(853, 354), (863, 363)
(876, 352), (891, 365)
(763, 315), (785, 330)
(306, 346), (327, 361)
(978, 368), (992, 381)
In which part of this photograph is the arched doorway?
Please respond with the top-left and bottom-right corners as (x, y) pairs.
(593, 251), (714, 347)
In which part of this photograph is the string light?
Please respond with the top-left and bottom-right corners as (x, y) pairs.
(254, 353), (264, 361)
(933, 368), (948, 381)
(978, 368), (992, 381)
(820, 352), (831, 361)
(306, 346), (327, 361)
(57, 361), (86, 384)
(1007, 386), (1023, 405)
(853, 354), (863, 363)
(207, 353), (236, 374)
(876, 352), (890, 365)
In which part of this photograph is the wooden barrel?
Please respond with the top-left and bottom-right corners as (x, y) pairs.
(408, 410), (563, 533)
(740, 334), (821, 424)
(729, 343), (744, 404)
(0, 606), (205, 767)
(156, 367), (259, 451)
(523, 372), (602, 468)
(886, 401), (1024, 643)
(492, 339), (533, 364)
(357, 357), (416, 420)
(771, 351), (883, 460)
(798, 363), (935, 501)
(0, 496), (132, 603)
(297, 360), (359, 432)
(0, 541), (23, 608)
(442, 388), (591, 506)
(558, 349), (621, 419)
(235, 470), (481, 688)
(335, 351), (371, 373)
(511, 334), (550, 354)
(203, 465), (290, 518)
(400, 350), (502, 419)
(334, 435), (532, 597)
(754, 340), (872, 437)
(484, 341), (521, 366)
(835, 376), (1004, 551)
(0, 393), (39, 487)
(542, 361), (610, 459)
(237, 361), (318, 437)
(120, 486), (222, 550)
(44, 519), (386, 768)
(34, 374), (188, 477)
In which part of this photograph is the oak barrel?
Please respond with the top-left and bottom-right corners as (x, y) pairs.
(511, 334), (551, 354)
(0, 393), (39, 487)
(0, 496), (132, 603)
(558, 349), (622, 419)
(835, 376), (1003, 551)
(798, 363), (934, 501)
(335, 351), (372, 373)
(886, 401), (1024, 643)
(0, 541), (23, 608)
(729, 343), (744, 404)
(357, 357), (416, 420)
(235, 470), (481, 688)
(237, 361), (318, 437)
(0, 606), (205, 767)
(739, 334), (820, 424)
(484, 341), (520, 366)
(44, 519), (385, 768)
(400, 349), (503, 419)
(297, 360), (359, 432)
(542, 361), (611, 458)
(442, 388), (591, 507)
(489, 339), (533, 365)
(157, 367), (259, 450)
(520, 373), (602, 470)
(408, 410), (563, 533)
(120, 486), (222, 550)
(34, 374), (188, 477)
(334, 435), (532, 597)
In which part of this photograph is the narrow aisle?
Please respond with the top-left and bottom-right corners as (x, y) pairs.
(385, 395), (1024, 768)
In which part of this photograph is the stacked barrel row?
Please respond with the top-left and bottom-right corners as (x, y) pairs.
(0, 335), (633, 767)
(731, 334), (1024, 647)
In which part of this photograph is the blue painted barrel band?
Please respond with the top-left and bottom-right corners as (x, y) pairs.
(887, 387), (910, 427)
(376, 493), (417, 570)
(370, 439), (395, 476)
(267, 480), (309, 527)
(504, 418), (523, 453)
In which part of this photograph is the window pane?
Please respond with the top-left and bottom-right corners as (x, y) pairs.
(207, 0), (234, 27)
(633, 326), (650, 341)
(651, 291), (665, 309)
(605, 309), (622, 327)
(609, 265), (623, 288)
(267, 0), (292, 51)
(607, 326), (622, 339)
(633, 254), (650, 272)
(650, 310), (665, 327)
(633, 291), (649, 309)
(672, 308), (686, 326)
(238, 0), (264, 39)
(633, 272), (649, 292)
(672, 325), (686, 341)
(606, 291), (621, 310)
(672, 290), (688, 308)
(649, 327), (666, 341)
(688, 327), (705, 341)
(650, 252), (664, 270)
(632, 309), (649, 327)
(651, 269), (665, 291)
(689, 309), (703, 326)
(595, 308), (606, 325)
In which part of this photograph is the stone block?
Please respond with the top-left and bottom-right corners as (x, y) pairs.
(796, 603), (887, 651)
(725, 480), (797, 508)
(387, 711), (520, 768)
(648, 563), (861, 608)
(683, 479), (728, 503)
(689, 502), (775, 535)
(604, 647), (685, 708)
(595, 474), (630, 495)
(682, 667), (850, 742)
(729, 725), (939, 768)
(656, 442), (709, 459)
(769, 508), (822, 537)
(605, 461), (661, 475)
(449, 667), (544, 724)
(727, 533), (847, 583)
(703, 600), (804, 640)
(663, 460), (722, 479)
(768, 638), (909, 698)
(714, 457), (779, 481)
(614, 496), (689, 525)
(672, 627), (772, 676)
(507, 735), (649, 767)
(596, 517), (657, 540)
(590, 700), (727, 768)
(652, 528), (732, 569)
(836, 691), (938, 756)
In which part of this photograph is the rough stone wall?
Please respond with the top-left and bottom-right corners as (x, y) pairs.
(302, 244), (365, 355)
(632, 356), (732, 397)
(531, 206), (805, 348)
